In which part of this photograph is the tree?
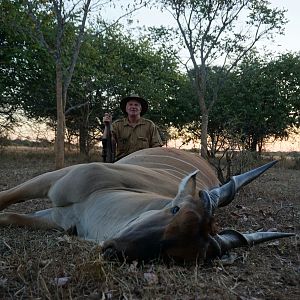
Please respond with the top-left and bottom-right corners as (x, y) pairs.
(65, 25), (186, 154)
(0, 0), (37, 135)
(208, 52), (300, 152)
(267, 52), (300, 131)
(151, 0), (287, 158)
(235, 52), (300, 151)
(1, 2), (189, 155)
(19, 0), (93, 168)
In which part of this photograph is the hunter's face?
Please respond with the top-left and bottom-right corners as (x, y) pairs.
(126, 100), (142, 117)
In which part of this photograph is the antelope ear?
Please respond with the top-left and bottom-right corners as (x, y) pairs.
(172, 170), (199, 206)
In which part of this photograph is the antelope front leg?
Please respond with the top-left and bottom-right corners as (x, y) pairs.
(0, 210), (62, 230)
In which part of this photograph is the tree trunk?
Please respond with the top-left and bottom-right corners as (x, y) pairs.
(79, 123), (88, 155)
(55, 62), (65, 169)
(196, 83), (208, 159)
(79, 103), (90, 156)
(194, 65), (209, 159)
(258, 138), (263, 153)
(200, 112), (208, 159)
(250, 135), (258, 152)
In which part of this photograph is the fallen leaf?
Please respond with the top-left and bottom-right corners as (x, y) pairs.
(268, 228), (278, 232)
(267, 241), (280, 246)
(56, 235), (73, 243)
(143, 272), (158, 285)
(128, 260), (138, 272)
(220, 253), (238, 265)
(0, 277), (7, 288)
(52, 276), (71, 286)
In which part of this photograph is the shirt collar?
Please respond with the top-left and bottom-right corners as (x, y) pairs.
(123, 117), (146, 126)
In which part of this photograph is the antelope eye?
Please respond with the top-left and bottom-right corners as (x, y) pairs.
(171, 206), (180, 215)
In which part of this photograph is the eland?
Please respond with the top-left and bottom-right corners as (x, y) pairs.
(0, 148), (294, 262)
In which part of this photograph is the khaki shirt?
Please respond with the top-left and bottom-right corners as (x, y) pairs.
(112, 117), (163, 160)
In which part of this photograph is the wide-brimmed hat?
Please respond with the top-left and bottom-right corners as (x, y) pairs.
(120, 94), (148, 116)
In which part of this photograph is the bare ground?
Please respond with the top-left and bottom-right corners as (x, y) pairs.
(0, 150), (299, 299)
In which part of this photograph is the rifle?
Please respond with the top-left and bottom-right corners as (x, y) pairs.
(104, 121), (115, 163)
(96, 116), (115, 163)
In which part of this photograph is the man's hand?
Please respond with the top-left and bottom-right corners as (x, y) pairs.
(103, 113), (112, 125)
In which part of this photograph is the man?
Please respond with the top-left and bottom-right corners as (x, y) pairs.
(102, 94), (163, 161)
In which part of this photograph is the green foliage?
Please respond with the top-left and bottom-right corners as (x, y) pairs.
(1, 3), (191, 151)
(151, 0), (288, 157)
(57, 22), (195, 152)
(0, 0), (56, 123)
(208, 52), (300, 152)
(1, 0), (298, 157)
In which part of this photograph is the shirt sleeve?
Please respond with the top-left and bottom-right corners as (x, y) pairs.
(150, 124), (163, 147)
(111, 121), (118, 139)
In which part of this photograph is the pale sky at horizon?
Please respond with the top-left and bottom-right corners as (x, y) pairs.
(269, 0), (300, 53)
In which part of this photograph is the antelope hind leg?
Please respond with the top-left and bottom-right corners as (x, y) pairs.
(0, 167), (72, 211)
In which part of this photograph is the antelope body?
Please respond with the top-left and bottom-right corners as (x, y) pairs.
(0, 148), (294, 262)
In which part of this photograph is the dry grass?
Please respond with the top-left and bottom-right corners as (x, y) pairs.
(0, 149), (299, 299)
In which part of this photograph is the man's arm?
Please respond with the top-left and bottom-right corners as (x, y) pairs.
(150, 123), (163, 148)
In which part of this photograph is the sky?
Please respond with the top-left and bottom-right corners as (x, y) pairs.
(105, 0), (299, 55)
(268, 0), (300, 53)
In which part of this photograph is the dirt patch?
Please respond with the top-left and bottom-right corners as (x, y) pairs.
(0, 151), (299, 299)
